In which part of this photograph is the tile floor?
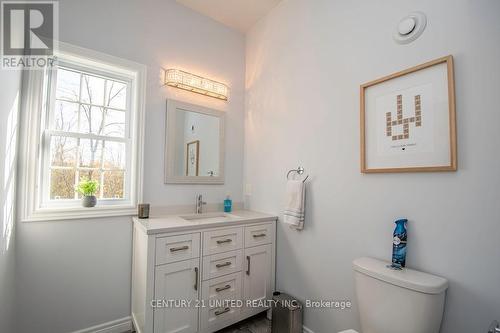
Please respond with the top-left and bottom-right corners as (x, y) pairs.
(129, 312), (271, 333)
(215, 312), (271, 333)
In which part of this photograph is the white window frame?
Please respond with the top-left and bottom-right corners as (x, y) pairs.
(18, 42), (146, 221)
(41, 60), (133, 207)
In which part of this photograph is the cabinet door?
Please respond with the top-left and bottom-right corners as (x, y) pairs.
(154, 259), (200, 333)
(242, 244), (272, 317)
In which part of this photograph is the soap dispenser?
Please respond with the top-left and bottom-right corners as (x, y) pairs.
(224, 194), (232, 213)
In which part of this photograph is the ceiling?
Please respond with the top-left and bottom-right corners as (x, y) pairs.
(176, 0), (282, 33)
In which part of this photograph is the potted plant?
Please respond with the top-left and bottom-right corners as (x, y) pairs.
(77, 179), (99, 208)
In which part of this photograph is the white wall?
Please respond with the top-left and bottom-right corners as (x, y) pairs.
(0, 69), (22, 333)
(245, 1), (500, 332)
(15, 0), (245, 332)
(183, 112), (220, 176)
(172, 110), (220, 176)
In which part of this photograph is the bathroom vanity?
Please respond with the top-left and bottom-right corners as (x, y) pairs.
(131, 211), (277, 333)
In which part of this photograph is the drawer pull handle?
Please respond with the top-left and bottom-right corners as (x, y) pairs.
(215, 307), (231, 316)
(246, 256), (251, 275)
(215, 284), (231, 292)
(216, 239), (232, 244)
(216, 261), (232, 268)
(252, 233), (266, 238)
(194, 267), (198, 291)
(170, 245), (189, 252)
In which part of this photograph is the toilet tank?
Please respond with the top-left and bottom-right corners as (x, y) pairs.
(353, 257), (448, 333)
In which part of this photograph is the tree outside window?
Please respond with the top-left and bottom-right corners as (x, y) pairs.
(48, 67), (128, 200)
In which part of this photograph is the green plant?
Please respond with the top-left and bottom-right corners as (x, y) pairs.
(76, 179), (99, 197)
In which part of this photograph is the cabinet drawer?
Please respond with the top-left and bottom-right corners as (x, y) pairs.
(203, 227), (243, 255)
(201, 273), (242, 333)
(201, 272), (242, 303)
(202, 250), (242, 280)
(245, 223), (274, 248)
(201, 303), (240, 333)
(156, 233), (200, 265)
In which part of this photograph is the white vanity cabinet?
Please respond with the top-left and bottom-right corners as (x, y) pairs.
(132, 211), (277, 333)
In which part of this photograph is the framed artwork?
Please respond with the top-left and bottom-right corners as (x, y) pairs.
(360, 55), (457, 173)
(186, 140), (199, 176)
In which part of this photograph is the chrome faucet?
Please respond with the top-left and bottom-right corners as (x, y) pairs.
(196, 194), (206, 214)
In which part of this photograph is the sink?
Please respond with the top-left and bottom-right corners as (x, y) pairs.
(179, 212), (239, 222)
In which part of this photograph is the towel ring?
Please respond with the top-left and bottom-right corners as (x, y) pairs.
(286, 166), (309, 183)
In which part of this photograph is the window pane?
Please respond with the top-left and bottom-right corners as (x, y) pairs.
(103, 141), (126, 169)
(80, 105), (104, 135)
(77, 169), (101, 198)
(106, 80), (127, 110)
(79, 139), (103, 168)
(50, 169), (76, 199)
(81, 74), (105, 105)
(103, 170), (124, 199)
(50, 136), (77, 167)
(53, 101), (79, 132)
(56, 68), (80, 102)
(44, 61), (135, 207)
(102, 109), (126, 137)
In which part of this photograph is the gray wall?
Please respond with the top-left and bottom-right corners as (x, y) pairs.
(15, 0), (245, 332)
(0, 69), (22, 333)
(244, 0), (500, 332)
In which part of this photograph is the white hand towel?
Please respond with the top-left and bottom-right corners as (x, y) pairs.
(283, 180), (306, 230)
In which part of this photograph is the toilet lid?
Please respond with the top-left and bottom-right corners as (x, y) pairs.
(353, 257), (448, 294)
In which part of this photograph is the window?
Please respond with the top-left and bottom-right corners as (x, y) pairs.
(46, 67), (129, 202)
(19, 43), (146, 221)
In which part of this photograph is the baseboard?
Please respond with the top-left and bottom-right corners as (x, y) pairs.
(131, 313), (141, 333)
(303, 325), (315, 333)
(70, 316), (132, 333)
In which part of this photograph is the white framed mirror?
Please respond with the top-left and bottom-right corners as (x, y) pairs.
(164, 99), (225, 184)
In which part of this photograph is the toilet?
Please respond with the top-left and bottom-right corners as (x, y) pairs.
(340, 257), (448, 333)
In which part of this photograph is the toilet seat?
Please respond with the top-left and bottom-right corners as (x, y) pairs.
(338, 330), (359, 333)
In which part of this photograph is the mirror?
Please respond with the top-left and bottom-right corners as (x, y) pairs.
(165, 99), (225, 184)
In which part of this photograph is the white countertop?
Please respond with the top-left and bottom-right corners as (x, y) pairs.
(133, 210), (278, 235)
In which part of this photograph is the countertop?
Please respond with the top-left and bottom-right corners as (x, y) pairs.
(133, 210), (278, 235)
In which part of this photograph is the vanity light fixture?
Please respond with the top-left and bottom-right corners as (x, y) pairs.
(163, 69), (229, 101)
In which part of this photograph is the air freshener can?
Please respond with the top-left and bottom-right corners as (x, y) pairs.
(392, 218), (408, 268)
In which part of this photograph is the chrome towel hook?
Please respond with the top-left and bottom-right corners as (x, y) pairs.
(286, 166), (309, 183)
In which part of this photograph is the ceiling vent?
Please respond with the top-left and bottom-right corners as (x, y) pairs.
(393, 12), (427, 44)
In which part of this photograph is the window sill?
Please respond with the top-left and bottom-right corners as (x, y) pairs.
(21, 205), (138, 222)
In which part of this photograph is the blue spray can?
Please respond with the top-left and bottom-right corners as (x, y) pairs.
(392, 219), (407, 268)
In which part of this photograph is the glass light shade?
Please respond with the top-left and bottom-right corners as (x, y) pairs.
(164, 69), (228, 101)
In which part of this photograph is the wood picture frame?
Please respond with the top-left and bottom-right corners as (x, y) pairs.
(360, 55), (457, 173)
(186, 140), (200, 176)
